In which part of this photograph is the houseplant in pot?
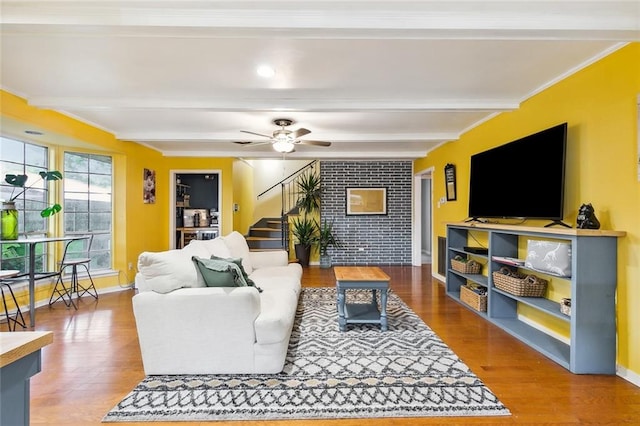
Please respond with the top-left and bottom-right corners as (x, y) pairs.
(313, 219), (342, 268)
(2, 171), (63, 240)
(291, 216), (317, 267)
(291, 170), (321, 266)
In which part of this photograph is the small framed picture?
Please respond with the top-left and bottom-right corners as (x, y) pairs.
(346, 187), (387, 215)
(143, 168), (156, 204)
(445, 163), (457, 201)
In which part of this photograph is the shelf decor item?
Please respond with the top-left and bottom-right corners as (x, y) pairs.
(460, 285), (487, 312)
(560, 298), (572, 316)
(451, 255), (482, 274)
(525, 240), (572, 277)
(492, 267), (548, 297)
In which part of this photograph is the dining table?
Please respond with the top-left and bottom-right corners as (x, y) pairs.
(1, 235), (81, 327)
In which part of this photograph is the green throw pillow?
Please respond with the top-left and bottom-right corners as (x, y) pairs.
(191, 256), (247, 288)
(210, 255), (262, 292)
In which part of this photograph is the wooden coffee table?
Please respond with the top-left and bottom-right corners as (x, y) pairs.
(334, 266), (390, 331)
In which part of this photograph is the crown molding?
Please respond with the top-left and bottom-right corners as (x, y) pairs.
(2, 1), (638, 41)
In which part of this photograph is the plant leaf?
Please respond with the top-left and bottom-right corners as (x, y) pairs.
(39, 171), (63, 181)
(40, 204), (62, 217)
(5, 174), (28, 187)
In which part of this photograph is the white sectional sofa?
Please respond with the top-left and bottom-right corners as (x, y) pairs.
(133, 231), (302, 375)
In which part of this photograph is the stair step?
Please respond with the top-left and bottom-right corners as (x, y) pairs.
(249, 227), (282, 238)
(246, 236), (285, 250)
(246, 236), (280, 241)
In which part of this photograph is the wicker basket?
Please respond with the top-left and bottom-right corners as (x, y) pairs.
(492, 267), (548, 297)
(451, 256), (482, 274)
(560, 298), (571, 316)
(460, 285), (487, 312)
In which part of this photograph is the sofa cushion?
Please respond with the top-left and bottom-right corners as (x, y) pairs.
(254, 289), (298, 345)
(221, 231), (253, 274)
(249, 265), (303, 293)
(186, 238), (232, 259)
(138, 250), (204, 294)
(211, 255), (261, 291)
(192, 256), (250, 288)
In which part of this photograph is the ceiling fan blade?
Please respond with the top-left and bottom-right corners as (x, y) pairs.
(292, 128), (311, 139)
(240, 130), (273, 139)
(233, 141), (272, 147)
(298, 140), (331, 147)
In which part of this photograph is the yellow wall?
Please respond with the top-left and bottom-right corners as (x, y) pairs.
(1, 91), (234, 302)
(415, 43), (640, 375)
(232, 159), (255, 234)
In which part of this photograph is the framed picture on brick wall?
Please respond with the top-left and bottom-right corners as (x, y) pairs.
(346, 187), (387, 215)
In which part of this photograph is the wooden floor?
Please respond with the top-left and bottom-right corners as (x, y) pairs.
(20, 265), (640, 425)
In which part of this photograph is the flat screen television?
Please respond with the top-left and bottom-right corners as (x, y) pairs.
(468, 122), (567, 224)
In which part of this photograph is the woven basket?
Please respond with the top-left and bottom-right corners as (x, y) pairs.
(460, 285), (487, 312)
(451, 256), (482, 274)
(560, 298), (571, 316)
(492, 267), (548, 297)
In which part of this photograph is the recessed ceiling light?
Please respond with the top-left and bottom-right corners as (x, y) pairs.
(256, 65), (275, 78)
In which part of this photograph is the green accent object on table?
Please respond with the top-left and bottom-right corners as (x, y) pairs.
(1, 201), (18, 240)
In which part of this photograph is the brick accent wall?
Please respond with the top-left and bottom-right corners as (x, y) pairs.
(320, 160), (412, 265)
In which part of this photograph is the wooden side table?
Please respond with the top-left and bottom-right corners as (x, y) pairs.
(334, 266), (390, 331)
(1, 331), (53, 426)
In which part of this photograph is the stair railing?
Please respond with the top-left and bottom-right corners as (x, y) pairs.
(257, 160), (318, 252)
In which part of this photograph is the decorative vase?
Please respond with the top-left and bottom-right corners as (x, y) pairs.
(319, 253), (332, 269)
(1, 201), (19, 240)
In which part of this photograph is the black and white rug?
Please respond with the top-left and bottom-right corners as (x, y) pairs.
(103, 287), (509, 422)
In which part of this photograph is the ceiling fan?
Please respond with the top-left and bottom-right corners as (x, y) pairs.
(235, 118), (331, 153)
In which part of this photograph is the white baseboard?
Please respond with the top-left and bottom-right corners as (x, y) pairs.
(616, 365), (640, 387)
(30, 284), (133, 311)
(519, 314), (640, 388)
(432, 272), (446, 284)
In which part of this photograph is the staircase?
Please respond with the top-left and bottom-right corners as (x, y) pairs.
(244, 160), (318, 252)
(245, 217), (287, 250)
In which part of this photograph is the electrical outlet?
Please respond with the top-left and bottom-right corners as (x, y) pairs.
(128, 262), (133, 271)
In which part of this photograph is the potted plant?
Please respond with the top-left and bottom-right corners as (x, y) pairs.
(290, 170), (322, 266)
(291, 216), (317, 267)
(2, 171), (63, 240)
(313, 219), (342, 268)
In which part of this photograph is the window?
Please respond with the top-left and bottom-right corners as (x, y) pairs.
(0, 136), (52, 273)
(63, 152), (112, 271)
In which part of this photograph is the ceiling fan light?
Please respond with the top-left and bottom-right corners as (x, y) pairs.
(256, 65), (275, 78)
(273, 140), (295, 153)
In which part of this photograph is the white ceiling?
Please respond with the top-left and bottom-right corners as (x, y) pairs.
(1, 1), (638, 159)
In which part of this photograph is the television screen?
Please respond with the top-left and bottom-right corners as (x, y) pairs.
(468, 123), (567, 221)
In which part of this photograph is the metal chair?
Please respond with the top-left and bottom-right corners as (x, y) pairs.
(0, 280), (27, 331)
(48, 235), (98, 308)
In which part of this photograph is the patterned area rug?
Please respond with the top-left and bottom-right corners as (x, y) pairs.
(103, 287), (509, 422)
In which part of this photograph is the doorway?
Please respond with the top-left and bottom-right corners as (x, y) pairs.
(170, 170), (222, 249)
(412, 168), (434, 266)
